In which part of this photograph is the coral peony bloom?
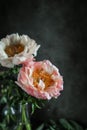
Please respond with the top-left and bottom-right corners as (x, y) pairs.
(0, 33), (40, 68)
(16, 60), (63, 100)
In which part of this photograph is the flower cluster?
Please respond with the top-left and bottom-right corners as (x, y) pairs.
(0, 33), (63, 100)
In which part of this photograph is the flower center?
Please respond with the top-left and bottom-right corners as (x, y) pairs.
(32, 69), (54, 90)
(5, 43), (24, 57)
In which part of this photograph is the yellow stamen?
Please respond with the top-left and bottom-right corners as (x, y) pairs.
(5, 43), (24, 57)
(32, 69), (54, 89)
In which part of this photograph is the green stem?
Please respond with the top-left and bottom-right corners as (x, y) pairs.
(22, 103), (31, 130)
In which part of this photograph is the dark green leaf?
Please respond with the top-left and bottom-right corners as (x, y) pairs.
(0, 96), (7, 104)
(69, 120), (83, 130)
(49, 126), (56, 130)
(59, 118), (75, 130)
(36, 124), (44, 130)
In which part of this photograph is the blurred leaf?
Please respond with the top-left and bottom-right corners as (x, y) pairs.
(0, 123), (6, 129)
(0, 121), (8, 130)
(35, 101), (41, 109)
(0, 96), (7, 104)
(69, 120), (83, 130)
(13, 123), (23, 130)
(59, 118), (75, 130)
(49, 126), (56, 130)
(36, 124), (44, 130)
(31, 103), (35, 114)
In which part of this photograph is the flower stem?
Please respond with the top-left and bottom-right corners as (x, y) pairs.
(22, 103), (31, 130)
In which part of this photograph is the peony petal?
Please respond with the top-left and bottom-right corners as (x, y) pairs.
(16, 60), (63, 100)
(0, 33), (40, 68)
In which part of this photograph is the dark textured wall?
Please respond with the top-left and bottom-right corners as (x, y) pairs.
(0, 0), (87, 127)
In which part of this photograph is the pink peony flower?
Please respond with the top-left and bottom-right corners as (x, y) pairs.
(16, 59), (63, 100)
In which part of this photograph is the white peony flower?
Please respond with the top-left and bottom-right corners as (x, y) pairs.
(0, 33), (40, 68)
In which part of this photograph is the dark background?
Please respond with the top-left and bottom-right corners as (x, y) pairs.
(0, 0), (87, 127)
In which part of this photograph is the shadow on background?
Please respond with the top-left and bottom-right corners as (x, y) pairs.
(0, 0), (87, 128)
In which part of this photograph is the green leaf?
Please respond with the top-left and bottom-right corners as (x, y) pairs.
(0, 96), (7, 104)
(13, 123), (23, 130)
(69, 120), (83, 130)
(59, 118), (75, 130)
(49, 126), (56, 130)
(35, 101), (41, 108)
(31, 103), (35, 114)
(36, 124), (44, 130)
(0, 123), (6, 129)
(0, 120), (9, 130)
